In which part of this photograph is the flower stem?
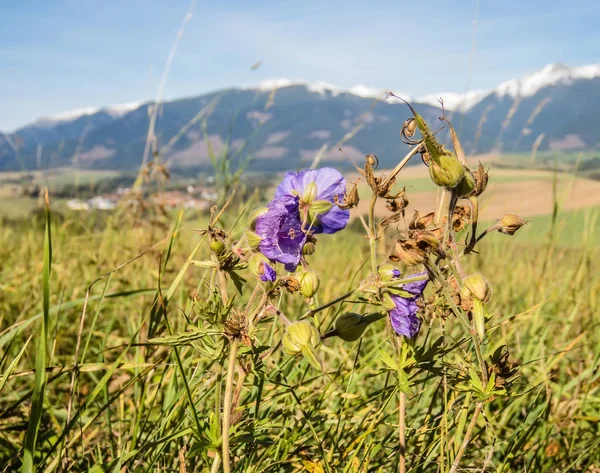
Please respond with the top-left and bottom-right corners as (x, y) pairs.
(399, 391), (406, 473)
(368, 193), (378, 277)
(449, 402), (483, 473)
(222, 338), (239, 473)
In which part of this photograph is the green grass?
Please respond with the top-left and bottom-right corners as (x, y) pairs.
(0, 194), (599, 472)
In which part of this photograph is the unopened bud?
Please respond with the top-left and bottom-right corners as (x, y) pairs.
(429, 153), (465, 189)
(498, 214), (527, 235)
(455, 168), (476, 198)
(248, 253), (276, 282)
(209, 240), (226, 255)
(248, 207), (269, 230)
(297, 270), (320, 298)
(329, 312), (385, 342)
(282, 320), (320, 355)
(302, 240), (316, 256)
(461, 273), (492, 303)
(378, 264), (401, 282)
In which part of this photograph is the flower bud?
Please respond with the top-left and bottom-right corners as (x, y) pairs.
(248, 207), (268, 230)
(333, 313), (365, 341)
(461, 273), (492, 303)
(498, 214), (527, 235)
(297, 270), (320, 298)
(455, 168), (476, 198)
(302, 240), (316, 256)
(282, 320), (320, 355)
(378, 264), (401, 282)
(248, 253), (276, 282)
(209, 240), (226, 255)
(428, 153), (465, 189)
(301, 181), (318, 205)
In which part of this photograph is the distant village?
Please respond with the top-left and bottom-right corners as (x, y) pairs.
(66, 184), (218, 211)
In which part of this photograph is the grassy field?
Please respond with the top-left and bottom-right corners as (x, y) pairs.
(1, 157), (599, 472)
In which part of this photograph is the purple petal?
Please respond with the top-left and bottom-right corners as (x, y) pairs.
(313, 204), (350, 234)
(389, 296), (420, 338)
(392, 269), (402, 278)
(275, 168), (349, 234)
(255, 195), (306, 272)
(401, 271), (429, 297)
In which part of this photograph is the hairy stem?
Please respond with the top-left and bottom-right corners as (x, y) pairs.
(222, 338), (239, 473)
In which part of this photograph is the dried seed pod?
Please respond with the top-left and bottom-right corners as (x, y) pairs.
(409, 211), (435, 230)
(498, 214), (527, 235)
(472, 162), (489, 196)
(334, 180), (360, 210)
(403, 118), (417, 137)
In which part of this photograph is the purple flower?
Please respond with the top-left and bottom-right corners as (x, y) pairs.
(391, 269), (402, 278)
(255, 194), (307, 272)
(401, 271), (429, 297)
(259, 262), (277, 282)
(389, 295), (421, 338)
(388, 272), (429, 338)
(275, 167), (349, 234)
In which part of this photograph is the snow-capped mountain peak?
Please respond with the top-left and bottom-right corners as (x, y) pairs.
(492, 63), (600, 99)
(248, 79), (402, 101)
(34, 101), (142, 127)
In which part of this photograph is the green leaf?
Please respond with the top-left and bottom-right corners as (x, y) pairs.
(379, 348), (399, 371)
(22, 189), (52, 473)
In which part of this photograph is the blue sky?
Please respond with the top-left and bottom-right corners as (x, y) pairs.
(1, 0), (599, 131)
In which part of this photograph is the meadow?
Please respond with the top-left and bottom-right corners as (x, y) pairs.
(1, 125), (600, 473)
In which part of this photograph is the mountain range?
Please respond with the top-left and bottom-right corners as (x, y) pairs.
(1, 63), (599, 173)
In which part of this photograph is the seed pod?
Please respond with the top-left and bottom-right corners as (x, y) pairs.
(209, 239), (226, 255)
(472, 163), (489, 196)
(282, 321), (320, 355)
(366, 153), (379, 167)
(428, 153), (466, 189)
(390, 239), (428, 266)
(409, 211), (435, 230)
(297, 270), (320, 298)
(403, 117), (417, 137)
(498, 214), (527, 235)
(302, 240), (316, 256)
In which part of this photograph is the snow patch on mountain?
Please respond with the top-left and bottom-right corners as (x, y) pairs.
(493, 63), (600, 99)
(35, 101), (142, 126)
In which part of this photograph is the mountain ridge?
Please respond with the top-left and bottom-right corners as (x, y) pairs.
(1, 63), (599, 173)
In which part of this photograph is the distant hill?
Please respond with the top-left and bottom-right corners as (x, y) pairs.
(1, 63), (599, 173)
